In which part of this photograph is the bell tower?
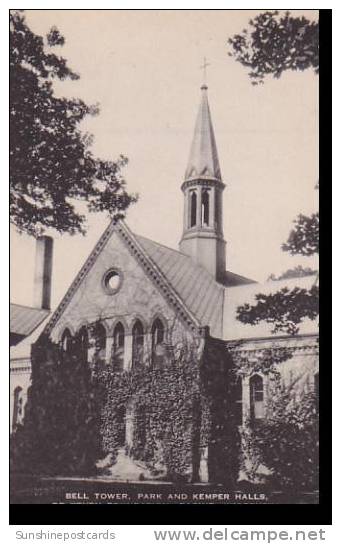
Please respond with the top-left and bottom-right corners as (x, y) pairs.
(179, 83), (226, 281)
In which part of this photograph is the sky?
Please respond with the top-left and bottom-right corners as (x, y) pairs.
(10, 9), (319, 309)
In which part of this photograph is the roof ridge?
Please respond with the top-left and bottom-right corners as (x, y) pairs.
(135, 234), (188, 257)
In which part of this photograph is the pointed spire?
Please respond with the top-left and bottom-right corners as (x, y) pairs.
(185, 85), (222, 182)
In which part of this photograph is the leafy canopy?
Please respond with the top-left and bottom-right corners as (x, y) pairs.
(228, 10), (319, 85)
(10, 11), (137, 237)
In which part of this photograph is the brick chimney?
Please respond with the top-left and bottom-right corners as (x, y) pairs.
(33, 236), (53, 310)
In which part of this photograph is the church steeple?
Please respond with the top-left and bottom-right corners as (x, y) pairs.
(185, 84), (221, 183)
(179, 84), (226, 282)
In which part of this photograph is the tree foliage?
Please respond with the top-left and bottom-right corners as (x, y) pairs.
(241, 388), (318, 490)
(10, 11), (137, 237)
(282, 213), (319, 256)
(267, 265), (317, 282)
(237, 285), (319, 336)
(228, 10), (319, 85)
(10, 336), (102, 476)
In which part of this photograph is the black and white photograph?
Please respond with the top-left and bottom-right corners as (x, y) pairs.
(9, 8), (322, 515)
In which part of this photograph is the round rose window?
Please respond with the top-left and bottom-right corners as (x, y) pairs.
(102, 269), (122, 295)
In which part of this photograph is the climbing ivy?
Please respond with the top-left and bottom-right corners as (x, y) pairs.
(96, 354), (208, 481)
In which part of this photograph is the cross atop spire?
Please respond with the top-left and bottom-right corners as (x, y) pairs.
(200, 57), (210, 88)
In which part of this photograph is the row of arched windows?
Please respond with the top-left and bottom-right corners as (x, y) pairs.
(60, 317), (166, 371)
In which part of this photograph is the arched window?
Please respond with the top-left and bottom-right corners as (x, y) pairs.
(61, 328), (72, 353)
(151, 318), (165, 365)
(235, 377), (243, 426)
(250, 374), (264, 422)
(190, 191), (197, 227)
(112, 322), (125, 371)
(12, 386), (24, 431)
(77, 326), (88, 362)
(202, 189), (209, 226)
(91, 322), (107, 366)
(132, 320), (144, 368)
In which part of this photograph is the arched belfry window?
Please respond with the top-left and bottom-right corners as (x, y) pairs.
(190, 191), (197, 227)
(250, 374), (264, 422)
(202, 189), (209, 226)
(151, 318), (165, 365)
(112, 322), (125, 371)
(12, 386), (24, 431)
(61, 328), (72, 353)
(132, 320), (144, 369)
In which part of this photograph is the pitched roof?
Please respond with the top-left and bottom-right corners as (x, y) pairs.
(10, 303), (50, 337)
(223, 275), (319, 341)
(10, 318), (49, 360)
(135, 234), (225, 337)
(185, 85), (222, 181)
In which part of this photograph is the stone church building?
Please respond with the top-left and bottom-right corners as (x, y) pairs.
(10, 84), (318, 481)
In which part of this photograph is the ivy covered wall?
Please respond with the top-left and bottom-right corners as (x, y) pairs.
(10, 331), (318, 490)
(10, 333), (240, 485)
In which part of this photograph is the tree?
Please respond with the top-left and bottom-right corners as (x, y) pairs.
(229, 10), (319, 335)
(241, 384), (318, 490)
(228, 10), (319, 85)
(267, 265), (317, 282)
(10, 11), (137, 237)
